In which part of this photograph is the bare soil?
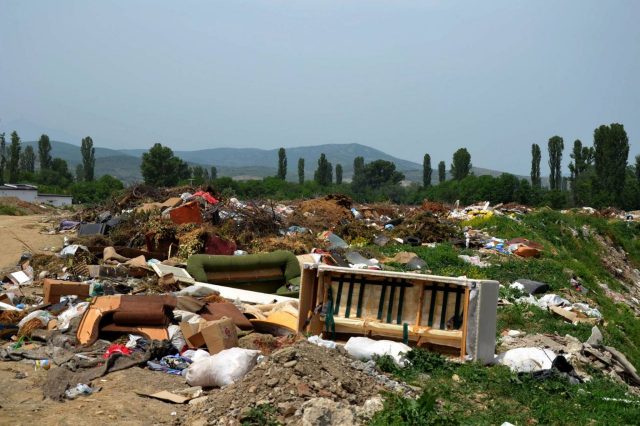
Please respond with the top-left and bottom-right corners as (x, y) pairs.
(0, 362), (188, 425)
(0, 215), (65, 272)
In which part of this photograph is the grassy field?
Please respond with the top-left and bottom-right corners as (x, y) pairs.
(368, 210), (640, 424)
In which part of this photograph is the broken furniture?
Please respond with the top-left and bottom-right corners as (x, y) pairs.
(186, 250), (301, 296)
(297, 264), (499, 363)
(76, 295), (177, 345)
(44, 279), (90, 304)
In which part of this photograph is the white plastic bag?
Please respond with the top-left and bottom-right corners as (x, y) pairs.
(57, 302), (89, 330)
(307, 335), (337, 349)
(496, 347), (556, 373)
(186, 347), (259, 387)
(344, 337), (411, 367)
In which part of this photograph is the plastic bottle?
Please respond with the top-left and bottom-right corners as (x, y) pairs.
(35, 359), (51, 370)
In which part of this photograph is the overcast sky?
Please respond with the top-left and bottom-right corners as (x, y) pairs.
(1, 0), (639, 175)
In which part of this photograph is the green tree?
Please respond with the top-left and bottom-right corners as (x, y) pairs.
(352, 156), (366, 188)
(71, 175), (124, 204)
(277, 147), (287, 180)
(81, 136), (95, 181)
(76, 164), (84, 182)
(192, 165), (205, 184)
(0, 133), (6, 185)
(531, 143), (541, 188)
(335, 164), (343, 185)
(361, 160), (404, 189)
(423, 153), (432, 187)
(297, 158), (304, 184)
(314, 153), (333, 186)
(594, 123), (629, 205)
(450, 148), (471, 180)
(438, 161), (446, 183)
(141, 143), (190, 187)
(38, 134), (52, 170)
(635, 155), (640, 185)
(547, 136), (564, 191)
(210, 166), (218, 180)
(20, 145), (36, 174)
(8, 131), (21, 182)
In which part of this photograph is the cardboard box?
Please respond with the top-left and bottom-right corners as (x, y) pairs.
(180, 317), (238, 354)
(44, 279), (91, 304)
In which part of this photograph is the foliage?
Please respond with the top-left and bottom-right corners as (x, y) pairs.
(0, 203), (25, 216)
(360, 159), (404, 190)
(594, 123), (629, 205)
(8, 131), (21, 182)
(20, 145), (36, 174)
(423, 153), (432, 187)
(81, 136), (96, 181)
(0, 132), (5, 185)
(210, 166), (218, 180)
(70, 174), (124, 204)
(438, 161), (446, 183)
(38, 134), (52, 170)
(314, 153), (333, 186)
(335, 163), (343, 185)
(547, 135), (564, 190)
(370, 391), (455, 426)
(241, 403), (281, 426)
(450, 148), (471, 181)
(140, 143), (190, 187)
(297, 157), (304, 184)
(530, 143), (541, 188)
(277, 147), (287, 180)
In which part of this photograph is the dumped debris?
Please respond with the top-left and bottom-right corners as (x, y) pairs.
(186, 340), (409, 425)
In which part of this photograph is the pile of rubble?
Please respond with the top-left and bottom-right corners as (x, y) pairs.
(187, 340), (414, 425)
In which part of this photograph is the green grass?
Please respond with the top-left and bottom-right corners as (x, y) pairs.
(0, 204), (26, 216)
(378, 211), (640, 368)
(372, 349), (640, 425)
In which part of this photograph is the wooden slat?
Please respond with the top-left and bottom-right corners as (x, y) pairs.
(460, 287), (470, 359)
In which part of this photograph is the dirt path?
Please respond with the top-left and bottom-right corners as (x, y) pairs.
(0, 362), (189, 425)
(0, 215), (64, 272)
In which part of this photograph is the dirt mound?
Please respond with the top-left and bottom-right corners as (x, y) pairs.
(421, 200), (449, 215)
(0, 197), (47, 215)
(392, 211), (461, 243)
(289, 195), (352, 231)
(187, 341), (387, 425)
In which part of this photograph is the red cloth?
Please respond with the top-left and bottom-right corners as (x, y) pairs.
(103, 344), (132, 359)
(193, 191), (218, 205)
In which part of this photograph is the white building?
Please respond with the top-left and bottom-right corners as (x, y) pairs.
(0, 184), (73, 207)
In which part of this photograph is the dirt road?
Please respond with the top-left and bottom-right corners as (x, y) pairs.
(0, 215), (64, 272)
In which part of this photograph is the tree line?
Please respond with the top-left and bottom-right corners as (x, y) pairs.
(0, 131), (122, 203)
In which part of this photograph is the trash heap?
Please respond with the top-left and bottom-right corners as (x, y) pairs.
(2, 192), (640, 423)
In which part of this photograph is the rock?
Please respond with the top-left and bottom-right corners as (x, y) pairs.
(301, 398), (355, 426)
(267, 377), (279, 387)
(284, 360), (298, 368)
(358, 396), (384, 419)
(452, 374), (461, 382)
(297, 383), (312, 397)
(587, 326), (604, 347)
(189, 396), (209, 406)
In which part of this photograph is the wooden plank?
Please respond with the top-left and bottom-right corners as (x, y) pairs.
(460, 288), (470, 360)
(415, 280), (426, 327)
(313, 263), (484, 287)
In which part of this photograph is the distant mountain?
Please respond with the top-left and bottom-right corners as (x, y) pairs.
(119, 143), (422, 176)
(19, 140), (524, 184)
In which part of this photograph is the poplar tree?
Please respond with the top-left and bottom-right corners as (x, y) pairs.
(531, 144), (541, 188)
(438, 161), (446, 183)
(297, 158), (304, 184)
(335, 164), (343, 185)
(38, 134), (52, 170)
(277, 147), (287, 180)
(81, 136), (96, 181)
(423, 153), (432, 187)
(547, 136), (564, 190)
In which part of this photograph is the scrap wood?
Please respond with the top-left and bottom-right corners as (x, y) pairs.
(135, 390), (192, 404)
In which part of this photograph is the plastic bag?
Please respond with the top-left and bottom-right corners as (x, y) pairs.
(186, 347), (259, 387)
(18, 310), (53, 328)
(496, 347), (556, 373)
(344, 337), (411, 367)
(308, 335), (337, 349)
(57, 302), (89, 330)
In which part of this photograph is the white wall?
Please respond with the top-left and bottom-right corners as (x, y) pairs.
(0, 189), (38, 202)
